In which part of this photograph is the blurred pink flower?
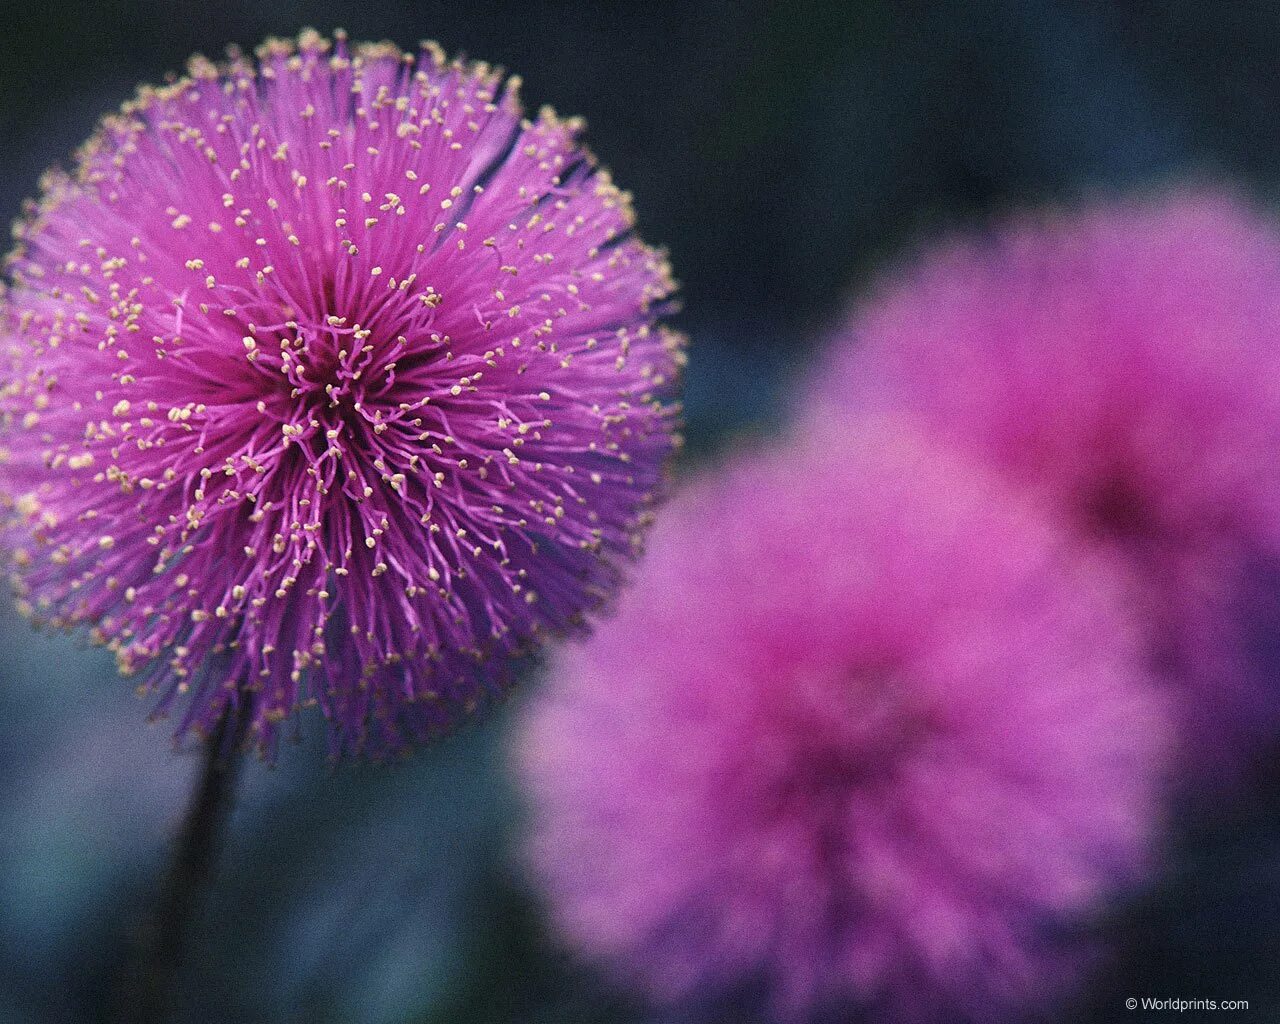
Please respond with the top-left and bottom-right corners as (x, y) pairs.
(515, 421), (1169, 1023)
(815, 188), (1280, 778)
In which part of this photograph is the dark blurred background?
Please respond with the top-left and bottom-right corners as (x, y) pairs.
(2, 1), (1280, 1021)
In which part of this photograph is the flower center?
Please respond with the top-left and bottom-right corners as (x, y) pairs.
(1082, 473), (1153, 542)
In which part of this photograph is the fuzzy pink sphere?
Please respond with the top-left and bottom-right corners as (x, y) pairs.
(0, 32), (682, 757)
(515, 422), (1168, 1023)
(816, 189), (1280, 776)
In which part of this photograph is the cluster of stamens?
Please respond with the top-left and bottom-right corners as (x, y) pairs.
(0, 30), (683, 756)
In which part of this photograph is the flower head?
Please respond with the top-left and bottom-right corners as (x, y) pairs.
(0, 32), (682, 757)
(814, 188), (1280, 775)
(515, 421), (1168, 1023)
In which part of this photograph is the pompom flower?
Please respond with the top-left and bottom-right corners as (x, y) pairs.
(814, 189), (1280, 775)
(515, 422), (1168, 1023)
(0, 32), (682, 757)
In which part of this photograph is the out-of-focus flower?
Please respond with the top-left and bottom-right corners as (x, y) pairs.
(0, 31), (682, 757)
(516, 421), (1169, 1023)
(815, 188), (1280, 776)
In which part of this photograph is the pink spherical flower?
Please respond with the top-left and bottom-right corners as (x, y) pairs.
(814, 188), (1280, 775)
(515, 421), (1169, 1023)
(0, 32), (682, 757)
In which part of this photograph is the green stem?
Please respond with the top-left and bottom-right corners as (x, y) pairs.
(121, 704), (249, 1023)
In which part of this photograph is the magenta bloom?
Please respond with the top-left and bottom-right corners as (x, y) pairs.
(815, 189), (1280, 776)
(0, 32), (682, 757)
(516, 421), (1168, 1023)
